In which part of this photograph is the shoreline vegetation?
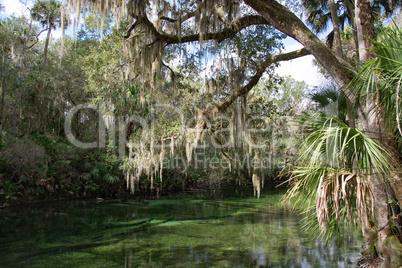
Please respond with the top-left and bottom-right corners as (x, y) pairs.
(0, 132), (288, 207)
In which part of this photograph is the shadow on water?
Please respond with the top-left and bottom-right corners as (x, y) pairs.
(0, 190), (363, 267)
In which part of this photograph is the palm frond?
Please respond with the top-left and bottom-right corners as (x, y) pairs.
(350, 25), (402, 137)
(284, 114), (393, 239)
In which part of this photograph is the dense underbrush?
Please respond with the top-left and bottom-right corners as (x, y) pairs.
(0, 133), (285, 205)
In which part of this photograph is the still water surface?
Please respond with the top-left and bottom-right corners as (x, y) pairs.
(0, 191), (362, 267)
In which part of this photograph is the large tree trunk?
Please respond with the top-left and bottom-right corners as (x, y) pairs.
(329, 0), (343, 57)
(354, 1), (402, 265)
(365, 98), (402, 267)
(355, 0), (375, 61)
(44, 26), (52, 66)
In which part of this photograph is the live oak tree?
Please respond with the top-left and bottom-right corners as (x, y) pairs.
(67, 0), (402, 265)
(0, 15), (42, 136)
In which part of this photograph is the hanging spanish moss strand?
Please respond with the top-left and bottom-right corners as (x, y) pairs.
(230, 107), (236, 148)
(68, 0), (248, 193)
(252, 152), (262, 198)
(160, 139), (165, 188)
(60, 4), (66, 57)
(237, 97), (243, 149)
(68, 0), (128, 41)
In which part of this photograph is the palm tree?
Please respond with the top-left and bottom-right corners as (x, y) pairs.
(303, 0), (402, 60)
(310, 86), (348, 123)
(302, 0), (351, 50)
(31, 0), (65, 65)
(352, 26), (402, 237)
(285, 26), (402, 266)
(354, 26), (402, 139)
(284, 114), (390, 241)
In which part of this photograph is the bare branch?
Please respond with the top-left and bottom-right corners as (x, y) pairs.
(28, 28), (49, 49)
(162, 61), (176, 83)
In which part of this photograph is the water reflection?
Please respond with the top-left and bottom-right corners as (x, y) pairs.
(0, 193), (362, 267)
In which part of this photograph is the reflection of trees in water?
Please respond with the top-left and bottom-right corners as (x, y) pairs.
(0, 198), (361, 267)
(238, 211), (359, 267)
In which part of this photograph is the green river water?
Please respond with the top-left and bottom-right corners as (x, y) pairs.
(0, 191), (362, 267)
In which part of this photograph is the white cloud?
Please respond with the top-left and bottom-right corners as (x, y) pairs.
(0, 0), (30, 18)
(276, 55), (325, 87)
(275, 38), (326, 87)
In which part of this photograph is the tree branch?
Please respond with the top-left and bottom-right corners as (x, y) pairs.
(243, 0), (354, 87)
(162, 61), (176, 83)
(196, 48), (311, 127)
(125, 13), (269, 44)
(164, 15), (269, 44)
(28, 28), (49, 49)
(158, 8), (197, 24)
(159, 16), (176, 23)
(124, 21), (139, 39)
(124, 15), (160, 40)
(243, 0), (359, 128)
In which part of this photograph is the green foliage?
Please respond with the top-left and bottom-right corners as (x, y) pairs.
(302, 0), (349, 34)
(351, 25), (402, 143)
(310, 85), (348, 123)
(227, 25), (285, 65)
(0, 1), (328, 201)
(284, 114), (393, 239)
(0, 135), (49, 181)
(82, 22), (135, 115)
(283, 24), (402, 247)
(303, 0), (401, 35)
(31, 0), (64, 29)
(0, 174), (20, 199)
(0, 131), (124, 201)
(77, 12), (113, 40)
(84, 150), (120, 185)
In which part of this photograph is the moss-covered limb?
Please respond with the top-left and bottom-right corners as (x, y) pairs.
(158, 10), (195, 24)
(125, 13), (269, 44)
(164, 15), (269, 44)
